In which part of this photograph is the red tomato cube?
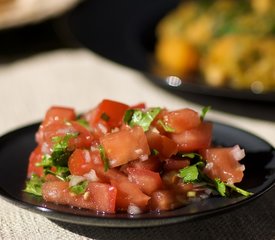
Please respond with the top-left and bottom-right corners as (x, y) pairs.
(27, 146), (44, 177)
(162, 108), (201, 133)
(42, 181), (117, 213)
(201, 146), (245, 183)
(146, 130), (178, 158)
(85, 99), (129, 129)
(42, 106), (76, 126)
(100, 126), (150, 167)
(127, 168), (163, 195)
(170, 122), (212, 152)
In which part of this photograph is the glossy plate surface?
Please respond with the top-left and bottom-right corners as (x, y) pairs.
(0, 122), (274, 227)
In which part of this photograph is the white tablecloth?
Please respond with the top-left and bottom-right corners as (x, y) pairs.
(0, 49), (274, 239)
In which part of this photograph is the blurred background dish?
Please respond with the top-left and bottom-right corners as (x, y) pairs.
(154, 0), (275, 94)
(58, 0), (275, 120)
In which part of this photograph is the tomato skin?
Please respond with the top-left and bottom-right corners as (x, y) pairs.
(85, 99), (129, 129)
(100, 125), (150, 168)
(120, 155), (162, 173)
(127, 168), (163, 195)
(68, 149), (100, 176)
(38, 121), (94, 153)
(27, 146), (44, 177)
(201, 146), (245, 183)
(86, 182), (117, 213)
(42, 106), (76, 127)
(162, 108), (201, 134)
(146, 130), (178, 158)
(129, 103), (146, 109)
(42, 181), (117, 213)
(170, 122), (212, 152)
(149, 190), (186, 211)
(163, 159), (190, 172)
(111, 179), (150, 211)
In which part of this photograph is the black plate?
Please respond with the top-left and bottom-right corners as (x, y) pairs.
(0, 122), (274, 227)
(57, 0), (275, 121)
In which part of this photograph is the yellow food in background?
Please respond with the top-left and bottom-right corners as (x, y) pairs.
(155, 37), (199, 76)
(155, 0), (275, 93)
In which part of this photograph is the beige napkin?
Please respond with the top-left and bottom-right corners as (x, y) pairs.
(0, 0), (81, 30)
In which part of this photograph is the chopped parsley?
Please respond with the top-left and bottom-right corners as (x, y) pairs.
(123, 107), (161, 131)
(98, 144), (109, 172)
(36, 132), (78, 180)
(76, 118), (90, 128)
(51, 132), (78, 166)
(69, 180), (88, 195)
(157, 120), (175, 132)
(181, 152), (203, 160)
(178, 161), (205, 183)
(101, 112), (110, 122)
(23, 174), (44, 196)
(178, 160), (253, 197)
(200, 106), (211, 121)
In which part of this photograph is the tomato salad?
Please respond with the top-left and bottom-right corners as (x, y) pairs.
(24, 99), (252, 214)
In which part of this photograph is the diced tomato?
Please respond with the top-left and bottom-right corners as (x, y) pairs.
(90, 119), (111, 139)
(86, 182), (117, 213)
(42, 181), (117, 213)
(42, 106), (76, 127)
(149, 190), (186, 211)
(85, 99), (129, 129)
(170, 122), (212, 152)
(163, 159), (190, 172)
(111, 179), (150, 211)
(38, 121), (94, 153)
(146, 130), (178, 158)
(201, 146), (245, 183)
(120, 155), (162, 173)
(100, 125), (150, 168)
(161, 108), (201, 134)
(68, 149), (97, 175)
(127, 168), (163, 195)
(44, 174), (61, 182)
(129, 102), (146, 109)
(27, 146), (44, 177)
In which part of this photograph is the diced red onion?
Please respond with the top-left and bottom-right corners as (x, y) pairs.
(83, 169), (99, 182)
(69, 175), (86, 187)
(231, 145), (245, 161)
(127, 203), (142, 214)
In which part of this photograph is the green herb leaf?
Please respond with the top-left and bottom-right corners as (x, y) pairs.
(157, 120), (175, 132)
(123, 109), (134, 124)
(35, 154), (52, 167)
(52, 132), (79, 152)
(23, 174), (44, 196)
(45, 166), (70, 181)
(225, 183), (253, 197)
(151, 149), (159, 156)
(200, 106), (211, 121)
(214, 178), (227, 197)
(101, 112), (110, 122)
(182, 153), (203, 160)
(98, 145), (109, 172)
(76, 118), (90, 128)
(69, 180), (88, 195)
(124, 108), (161, 131)
(179, 164), (201, 183)
(51, 133), (78, 166)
